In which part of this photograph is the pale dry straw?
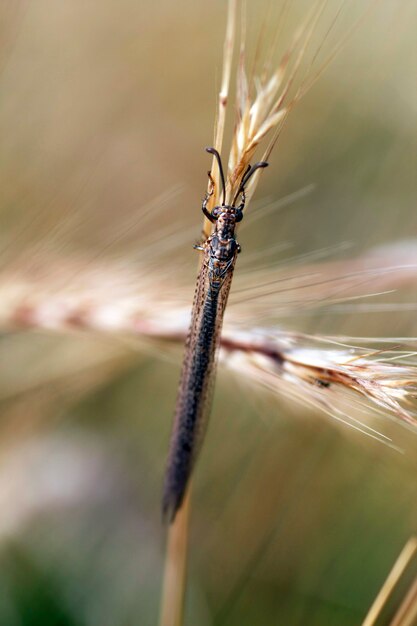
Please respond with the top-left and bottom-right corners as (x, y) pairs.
(2, 253), (417, 439)
(362, 537), (417, 626)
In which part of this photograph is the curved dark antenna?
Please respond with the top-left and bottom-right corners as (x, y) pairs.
(206, 147), (226, 205)
(233, 161), (269, 205)
(231, 164), (251, 205)
(241, 161), (268, 188)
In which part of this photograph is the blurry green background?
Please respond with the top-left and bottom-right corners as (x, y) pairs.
(0, 1), (416, 625)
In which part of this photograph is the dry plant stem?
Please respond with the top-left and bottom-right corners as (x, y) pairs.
(159, 489), (191, 626)
(5, 295), (417, 431)
(390, 575), (417, 626)
(362, 537), (417, 626)
(203, 0), (237, 239)
(160, 5), (238, 620)
(158, 4), (238, 614)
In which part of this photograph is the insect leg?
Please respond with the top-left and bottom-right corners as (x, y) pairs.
(202, 171), (216, 222)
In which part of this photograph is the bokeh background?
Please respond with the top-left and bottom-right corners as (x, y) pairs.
(0, 1), (416, 625)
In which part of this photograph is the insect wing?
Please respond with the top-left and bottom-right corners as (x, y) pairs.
(162, 251), (236, 521)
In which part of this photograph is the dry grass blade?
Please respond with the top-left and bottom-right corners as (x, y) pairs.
(362, 537), (417, 626)
(2, 244), (417, 435)
(204, 0), (238, 239)
(160, 2), (240, 622)
(390, 576), (417, 626)
(196, 0), (382, 223)
(222, 1), (336, 206)
(159, 492), (191, 626)
(220, 331), (417, 445)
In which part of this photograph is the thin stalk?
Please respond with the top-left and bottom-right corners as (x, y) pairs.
(362, 537), (417, 626)
(390, 576), (417, 626)
(204, 0), (237, 239)
(160, 3), (238, 619)
(158, 489), (191, 626)
(159, 4), (239, 617)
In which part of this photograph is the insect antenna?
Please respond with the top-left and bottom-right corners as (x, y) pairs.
(232, 161), (269, 206)
(206, 147), (226, 205)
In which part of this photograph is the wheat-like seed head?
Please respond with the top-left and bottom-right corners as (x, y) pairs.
(206, 1), (338, 216)
(2, 245), (417, 443)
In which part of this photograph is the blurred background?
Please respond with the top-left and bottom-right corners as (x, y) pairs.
(0, 1), (416, 624)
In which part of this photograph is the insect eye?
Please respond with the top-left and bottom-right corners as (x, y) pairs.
(211, 206), (221, 219)
(235, 209), (243, 222)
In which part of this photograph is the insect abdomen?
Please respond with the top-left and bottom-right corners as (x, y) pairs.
(162, 288), (219, 522)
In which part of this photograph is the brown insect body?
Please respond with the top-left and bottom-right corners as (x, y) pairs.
(162, 148), (267, 522)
